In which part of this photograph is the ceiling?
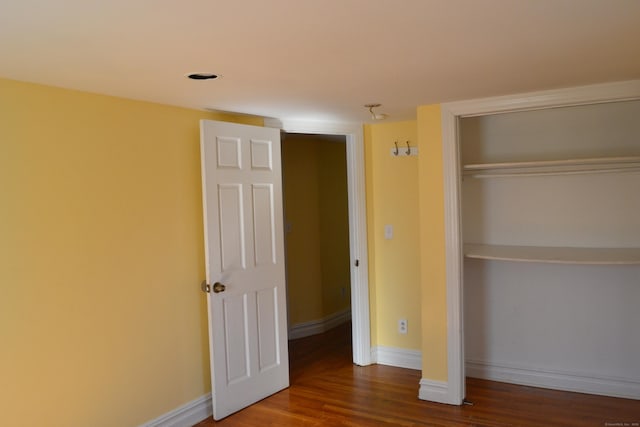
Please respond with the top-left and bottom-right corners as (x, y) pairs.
(1, 0), (639, 123)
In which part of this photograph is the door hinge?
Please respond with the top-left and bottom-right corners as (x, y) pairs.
(355, 259), (359, 267)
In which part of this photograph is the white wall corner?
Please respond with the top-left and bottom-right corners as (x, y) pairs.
(418, 378), (459, 405)
(371, 346), (422, 370)
(138, 393), (212, 427)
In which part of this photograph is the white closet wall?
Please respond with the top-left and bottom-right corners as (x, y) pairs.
(461, 100), (640, 399)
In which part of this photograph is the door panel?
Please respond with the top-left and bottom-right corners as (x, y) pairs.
(252, 184), (276, 266)
(217, 137), (242, 168)
(218, 184), (245, 271)
(223, 294), (250, 384)
(200, 120), (289, 420)
(256, 287), (279, 372)
(250, 139), (273, 170)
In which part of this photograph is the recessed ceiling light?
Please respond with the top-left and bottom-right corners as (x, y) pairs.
(186, 73), (219, 80)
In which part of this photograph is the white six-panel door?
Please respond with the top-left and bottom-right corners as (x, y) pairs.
(200, 120), (289, 420)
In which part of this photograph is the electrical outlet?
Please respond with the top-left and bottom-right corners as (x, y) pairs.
(398, 319), (408, 334)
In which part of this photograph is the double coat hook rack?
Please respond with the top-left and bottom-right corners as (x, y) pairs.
(392, 140), (419, 157)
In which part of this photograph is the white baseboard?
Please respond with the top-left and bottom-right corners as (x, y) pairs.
(288, 307), (351, 340)
(369, 347), (459, 405)
(418, 378), (459, 404)
(466, 359), (640, 400)
(139, 393), (212, 427)
(371, 346), (421, 370)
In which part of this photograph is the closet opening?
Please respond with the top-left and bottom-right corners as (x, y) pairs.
(441, 83), (640, 405)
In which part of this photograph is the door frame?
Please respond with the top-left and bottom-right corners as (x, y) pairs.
(439, 80), (640, 405)
(265, 118), (371, 366)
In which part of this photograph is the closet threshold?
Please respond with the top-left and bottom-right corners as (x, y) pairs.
(464, 244), (640, 265)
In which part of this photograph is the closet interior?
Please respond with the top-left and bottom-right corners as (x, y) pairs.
(460, 99), (640, 399)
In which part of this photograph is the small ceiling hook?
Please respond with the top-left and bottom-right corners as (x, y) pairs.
(406, 141), (411, 155)
(393, 141), (399, 156)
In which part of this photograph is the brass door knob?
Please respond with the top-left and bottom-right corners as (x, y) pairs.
(201, 281), (226, 293)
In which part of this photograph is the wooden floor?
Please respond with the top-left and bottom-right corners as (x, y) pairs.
(195, 323), (639, 426)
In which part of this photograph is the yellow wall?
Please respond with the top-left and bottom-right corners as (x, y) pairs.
(282, 134), (350, 325)
(0, 76), (451, 426)
(282, 136), (323, 324)
(364, 121), (421, 350)
(416, 105), (448, 380)
(317, 138), (350, 316)
(0, 78), (261, 427)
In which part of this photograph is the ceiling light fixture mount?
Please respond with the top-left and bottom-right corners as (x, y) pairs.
(364, 103), (387, 120)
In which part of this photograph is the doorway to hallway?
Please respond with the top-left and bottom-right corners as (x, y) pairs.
(281, 133), (352, 345)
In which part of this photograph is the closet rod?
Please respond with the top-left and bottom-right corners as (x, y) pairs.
(466, 166), (640, 179)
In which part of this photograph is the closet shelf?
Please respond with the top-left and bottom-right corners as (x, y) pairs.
(463, 156), (640, 178)
(464, 243), (640, 265)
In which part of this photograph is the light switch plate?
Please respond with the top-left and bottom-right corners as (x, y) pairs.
(384, 224), (393, 240)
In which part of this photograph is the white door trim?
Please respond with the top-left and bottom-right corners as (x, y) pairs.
(264, 118), (371, 366)
(440, 79), (640, 405)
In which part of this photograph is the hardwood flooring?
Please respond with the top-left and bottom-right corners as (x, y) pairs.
(195, 323), (639, 426)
